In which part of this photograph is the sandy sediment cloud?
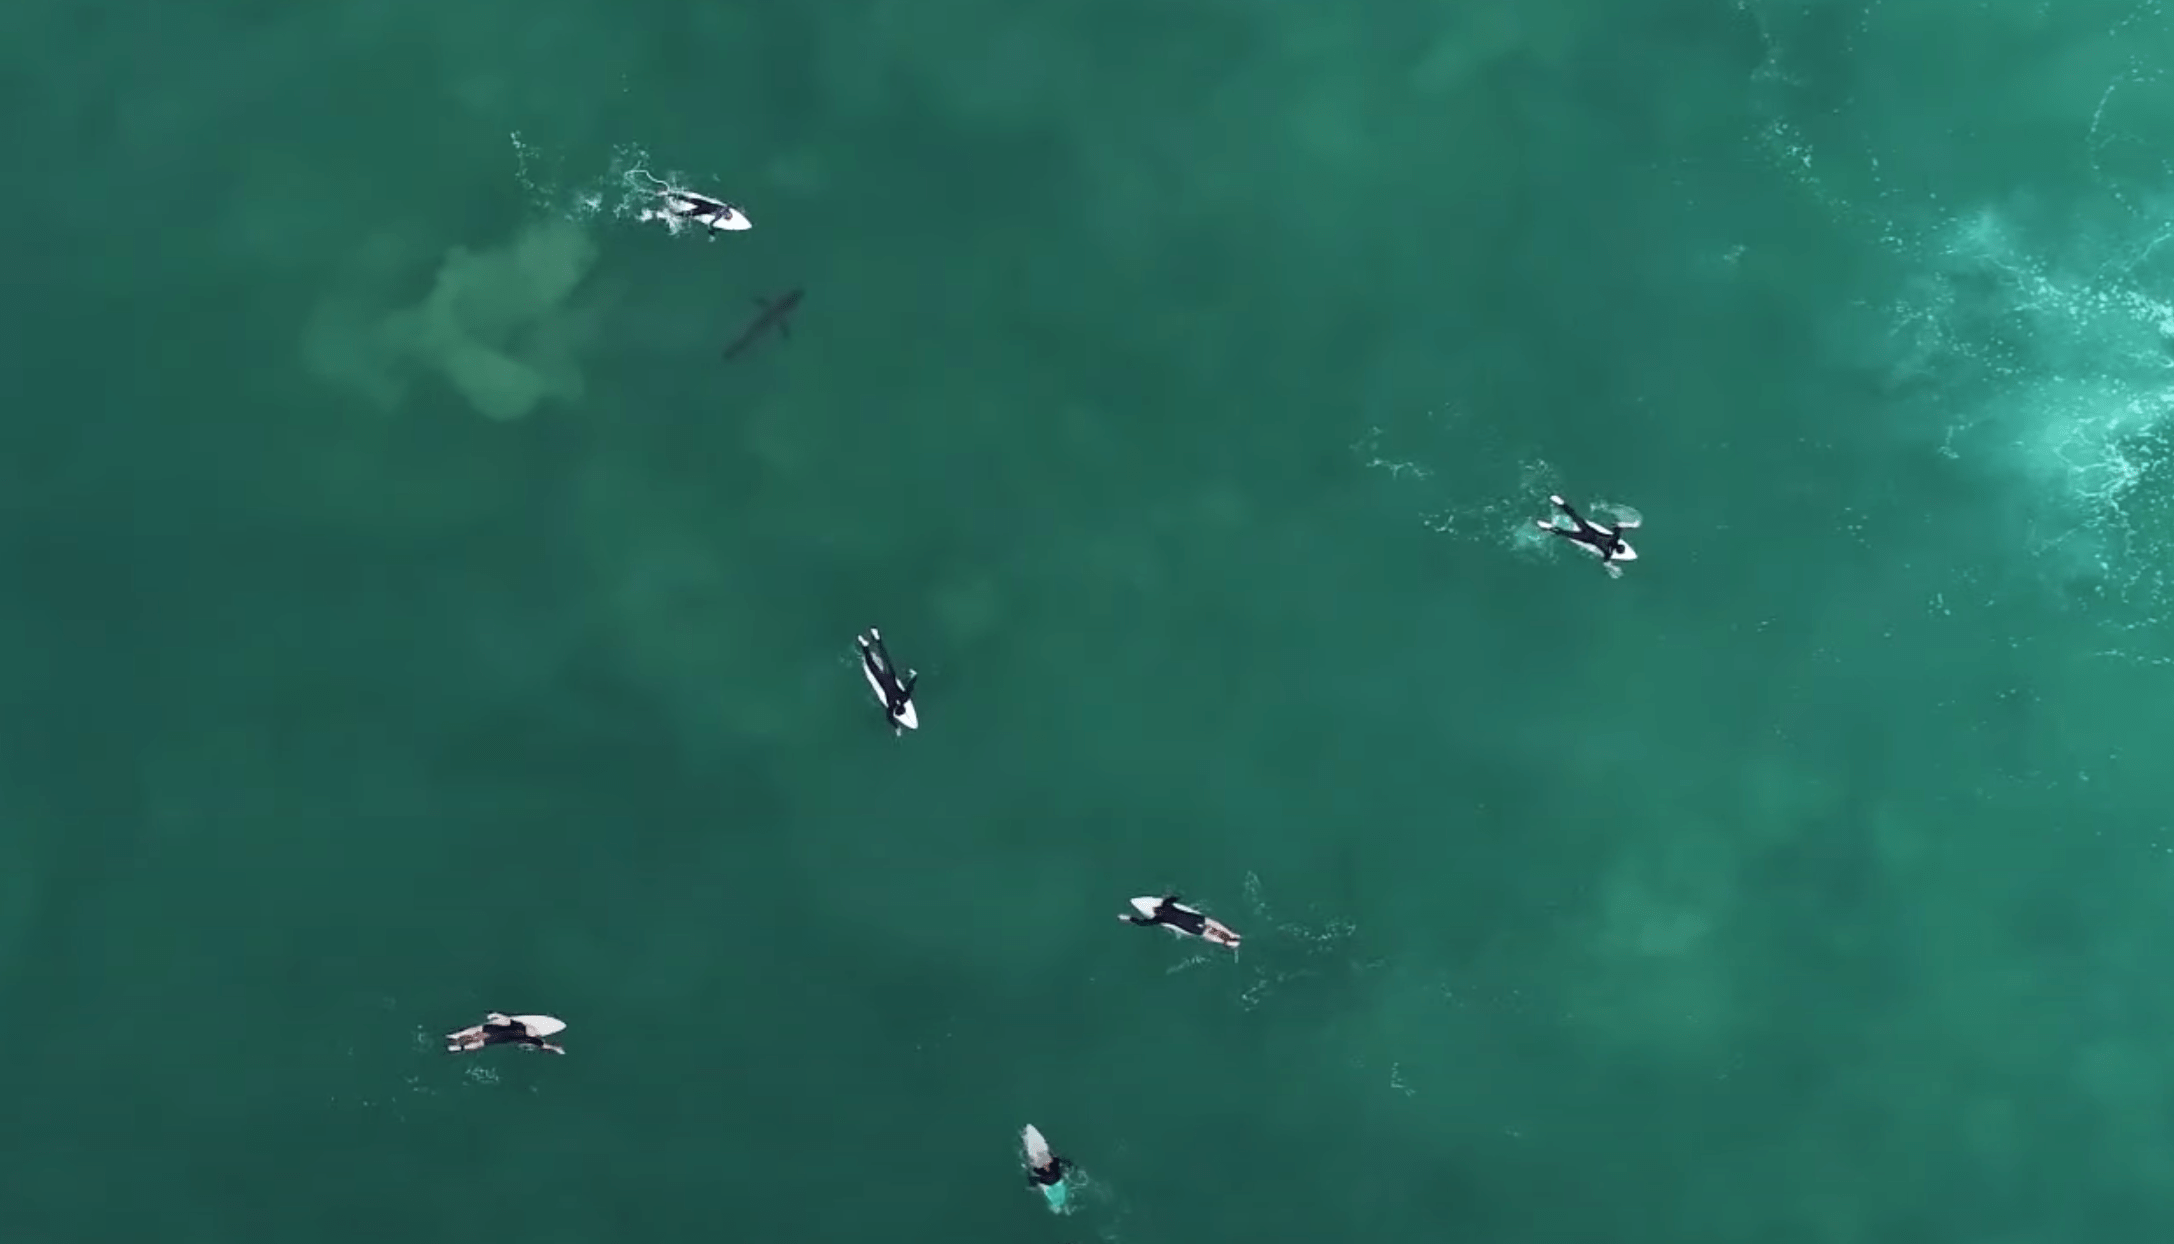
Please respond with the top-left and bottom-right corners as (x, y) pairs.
(304, 217), (598, 421)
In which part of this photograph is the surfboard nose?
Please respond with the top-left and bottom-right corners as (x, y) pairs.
(1021, 1124), (1051, 1162)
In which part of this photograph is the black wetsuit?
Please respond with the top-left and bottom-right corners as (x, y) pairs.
(1125, 897), (1209, 937)
(1548, 500), (1626, 559)
(481, 1021), (547, 1049)
(861, 636), (917, 721)
(665, 194), (737, 239)
(669, 195), (726, 220)
(1028, 1158), (1073, 1188)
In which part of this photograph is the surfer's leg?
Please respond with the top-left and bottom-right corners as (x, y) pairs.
(1550, 496), (1600, 534)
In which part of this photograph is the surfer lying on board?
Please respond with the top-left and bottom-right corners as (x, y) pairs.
(856, 627), (919, 733)
(1536, 494), (1638, 577)
(1120, 895), (1241, 950)
(1021, 1125), (1075, 1213)
(446, 1012), (567, 1055)
(632, 175), (753, 236)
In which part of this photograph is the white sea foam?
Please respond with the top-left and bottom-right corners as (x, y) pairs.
(508, 133), (732, 235)
(1233, 870), (1361, 1012)
(1740, 0), (2174, 626)
(1353, 416), (1567, 559)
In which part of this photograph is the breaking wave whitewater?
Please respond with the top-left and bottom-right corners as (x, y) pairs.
(1743, 0), (2174, 631)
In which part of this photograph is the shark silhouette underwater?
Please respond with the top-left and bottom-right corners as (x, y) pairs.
(723, 288), (803, 361)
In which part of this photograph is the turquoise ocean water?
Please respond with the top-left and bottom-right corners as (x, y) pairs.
(6, 0), (2174, 1240)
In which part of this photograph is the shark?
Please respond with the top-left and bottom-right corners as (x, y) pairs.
(724, 288), (803, 361)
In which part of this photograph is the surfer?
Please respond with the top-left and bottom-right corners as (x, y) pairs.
(724, 289), (803, 360)
(445, 1012), (567, 1055)
(637, 185), (753, 236)
(1536, 494), (1639, 577)
(1021, 1125), (1075, 1214)
(1119, 895), (1241, 950)
(856, 627), (919, 733)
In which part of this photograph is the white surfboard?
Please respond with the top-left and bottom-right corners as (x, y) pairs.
(1130, 896), (1223, 941)
(1538, 519), (1636, 562)
(639, 194), (754, 234)
(510, 1014), (566, 1037)
(1022, 1125), (1052, 1167)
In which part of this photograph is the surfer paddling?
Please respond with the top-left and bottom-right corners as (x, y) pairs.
(855, 627), (919, 733)
(1536, 494), (1639, 577)
(445, 1012), (567, 1055)
(1119, 895), (1241, 950)
(1021, 1125), (1076, 1214)
(724, 289), (803, 360)
(631, 172), (752, 236)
